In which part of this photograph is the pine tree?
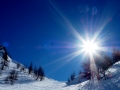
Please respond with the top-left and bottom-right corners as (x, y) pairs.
(37, 67), (42, 80)
(40, 68), (45, 81)
(17, 63), (21, 69)
(70, 72), (75, 81)
(33, 66), (38, 78)
(67, 78), (70, 82)
(36, 66), (45, 81)
(0, 46), (9, 70)
(28, 62), (33, 74)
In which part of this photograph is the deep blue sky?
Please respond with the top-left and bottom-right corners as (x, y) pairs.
(0, 0), (120, 81)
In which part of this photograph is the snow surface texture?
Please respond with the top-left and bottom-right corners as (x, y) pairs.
(0, 56), (120, 90)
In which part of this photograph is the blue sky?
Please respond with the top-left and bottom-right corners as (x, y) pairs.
(0, 0), (120, 81)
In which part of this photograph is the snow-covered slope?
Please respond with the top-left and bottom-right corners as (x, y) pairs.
(78, 62), (120, 90)
(66, 74), (87, 85)
(0, 55), (120, 90)
(0, 56), (79, 90)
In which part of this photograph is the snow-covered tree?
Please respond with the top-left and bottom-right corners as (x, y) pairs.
(5, 70), (18, 85)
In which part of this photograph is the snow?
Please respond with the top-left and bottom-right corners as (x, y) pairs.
(66, 75), (87, 85)
(0, 54), (120, 89)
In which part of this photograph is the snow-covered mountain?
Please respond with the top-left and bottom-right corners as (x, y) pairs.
(0, 57), (120, 90)
(0, 48), (120, 90)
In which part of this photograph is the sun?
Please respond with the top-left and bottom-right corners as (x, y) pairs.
(81, 39), (99, 55)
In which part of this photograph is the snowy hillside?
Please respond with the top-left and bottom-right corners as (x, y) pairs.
(0, 47), (120, 90)
(66, 74), (87, 85)
(0, 57), (120, 90)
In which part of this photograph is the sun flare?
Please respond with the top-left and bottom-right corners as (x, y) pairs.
(81, 39), (99, 55)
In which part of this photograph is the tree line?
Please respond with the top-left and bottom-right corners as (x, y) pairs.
(67, 48), (120, 83)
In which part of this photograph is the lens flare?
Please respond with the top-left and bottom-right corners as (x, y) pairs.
(47, 0), (120, 75)
(82, 39), (99, 55)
